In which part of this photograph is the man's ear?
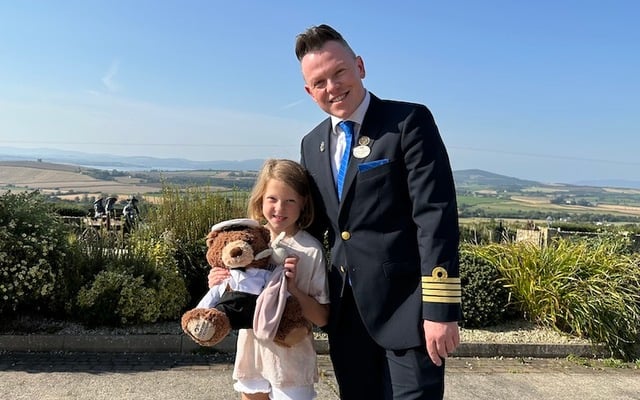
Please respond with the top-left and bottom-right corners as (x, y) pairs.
(356, 55), (366, 79)
(304, 85), (313, 97)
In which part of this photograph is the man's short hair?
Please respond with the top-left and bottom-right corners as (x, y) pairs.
(295, 24), (355, 61)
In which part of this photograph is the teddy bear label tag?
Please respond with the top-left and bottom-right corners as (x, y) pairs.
(187, 319), (215, 342)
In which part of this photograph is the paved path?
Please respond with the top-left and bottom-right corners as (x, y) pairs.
(1, 352), (638, 399)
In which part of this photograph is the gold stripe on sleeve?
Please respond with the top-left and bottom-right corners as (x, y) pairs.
(422, 295), (461, 304)
(421, 266), (461, 303)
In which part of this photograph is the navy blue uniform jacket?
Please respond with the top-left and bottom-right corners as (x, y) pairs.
(301, 94), (461, 350)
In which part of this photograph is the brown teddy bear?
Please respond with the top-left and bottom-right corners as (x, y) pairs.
(181, 218), (311, 347)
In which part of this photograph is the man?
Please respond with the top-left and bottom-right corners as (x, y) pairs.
(295, 24), (461, 399)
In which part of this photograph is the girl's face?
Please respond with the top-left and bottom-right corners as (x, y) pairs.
(262, 178), (304, 237)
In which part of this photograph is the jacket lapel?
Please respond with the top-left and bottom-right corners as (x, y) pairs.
(313, 119), (341, 209)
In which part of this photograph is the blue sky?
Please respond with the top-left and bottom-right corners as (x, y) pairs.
(1, 0), (638, 184)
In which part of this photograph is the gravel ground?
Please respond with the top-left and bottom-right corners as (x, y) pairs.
(459, 319), (591, 344)
(1, 315), (591, 345)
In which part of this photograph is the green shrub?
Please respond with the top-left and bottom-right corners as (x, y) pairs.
(552, 221), (600, 233)
(130, 234), (189, 319)
(76, 270), (158, 326)
(74, 237), (188, 326)
(61, 235), (128, 308)
(0, 191), (73, 315)
(459, 244), (518, 328)
(170, 238), (208, 309)
(476, 239), (640, 360)
(1, 186), (247, 326)
(579, 231), (636, 255)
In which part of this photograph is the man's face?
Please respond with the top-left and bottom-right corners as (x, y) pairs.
(301, 40), (366, 119)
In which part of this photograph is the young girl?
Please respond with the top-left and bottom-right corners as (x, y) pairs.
(209, 158), (329, 400)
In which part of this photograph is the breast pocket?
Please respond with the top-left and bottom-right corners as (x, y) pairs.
(358, 159), (394, 181)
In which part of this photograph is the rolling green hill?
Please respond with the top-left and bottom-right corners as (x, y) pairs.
(454, 169), (540, 190)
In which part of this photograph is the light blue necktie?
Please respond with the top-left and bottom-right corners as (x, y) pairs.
(336, 120), (354, 200)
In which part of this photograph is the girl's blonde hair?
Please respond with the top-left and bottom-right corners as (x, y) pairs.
(247, 159), (315, 229)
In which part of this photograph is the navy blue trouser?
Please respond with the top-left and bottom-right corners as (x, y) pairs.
(328, 285), (445, 400)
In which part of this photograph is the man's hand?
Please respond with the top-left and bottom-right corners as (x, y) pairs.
(423, 320), (460, 366)
(208, 267), (230, 288)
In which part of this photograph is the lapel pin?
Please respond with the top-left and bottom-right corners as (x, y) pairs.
(353, 136), (371, 158)
(320, 141), (325, 152)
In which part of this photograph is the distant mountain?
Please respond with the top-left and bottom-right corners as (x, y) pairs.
(0, 146), (265, 171)
(453, 169), (541, 190)
(573, 179), (640, 190)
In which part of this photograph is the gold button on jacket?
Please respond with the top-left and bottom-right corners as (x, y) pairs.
(341, 231), (351, 240)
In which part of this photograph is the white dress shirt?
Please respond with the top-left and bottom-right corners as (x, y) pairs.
(329, 90), (371, 185)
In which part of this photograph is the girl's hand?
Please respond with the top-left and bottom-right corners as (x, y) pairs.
(283, 255), (300, 292)
(208, 267), (231, 288)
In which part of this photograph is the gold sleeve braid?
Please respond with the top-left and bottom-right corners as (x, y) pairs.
(422, 266), (461, 304)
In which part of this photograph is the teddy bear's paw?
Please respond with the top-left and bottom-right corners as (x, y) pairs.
(181, 309), (231, 346)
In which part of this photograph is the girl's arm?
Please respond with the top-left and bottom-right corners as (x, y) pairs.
(284, 256), (329, 327)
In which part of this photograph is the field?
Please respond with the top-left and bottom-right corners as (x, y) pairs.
(2, 160), (640, 223)
(0, 161), (159, 198)
(0, 161), (254, 202)
(499, 195), (640, 217)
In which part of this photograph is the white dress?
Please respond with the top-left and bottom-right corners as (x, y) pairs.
(232, 230), (329, 388)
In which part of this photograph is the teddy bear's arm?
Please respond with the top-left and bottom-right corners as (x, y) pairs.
(195, 281), (229, 308)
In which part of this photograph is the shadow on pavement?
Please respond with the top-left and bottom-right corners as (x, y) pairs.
(0, 351), (235, 374)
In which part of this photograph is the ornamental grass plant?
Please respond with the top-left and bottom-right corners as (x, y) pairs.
(139, 185), (249, 308)
(143, 185), (247, 243)
(474, 237), (640, 360)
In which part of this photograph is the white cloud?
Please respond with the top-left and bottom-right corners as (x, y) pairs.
(280, 98), (306, 110)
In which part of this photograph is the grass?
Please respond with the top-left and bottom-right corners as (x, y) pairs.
(472, 238), (640, 360)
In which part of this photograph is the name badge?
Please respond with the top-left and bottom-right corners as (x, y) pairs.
(353, 145), (371, 159)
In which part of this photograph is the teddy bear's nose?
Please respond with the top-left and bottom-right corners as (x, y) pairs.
(229, 247), (243, 258)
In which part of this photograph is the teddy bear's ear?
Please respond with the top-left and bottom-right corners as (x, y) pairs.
(259, 226), (271, 244)
(206, 230), (218, 248)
